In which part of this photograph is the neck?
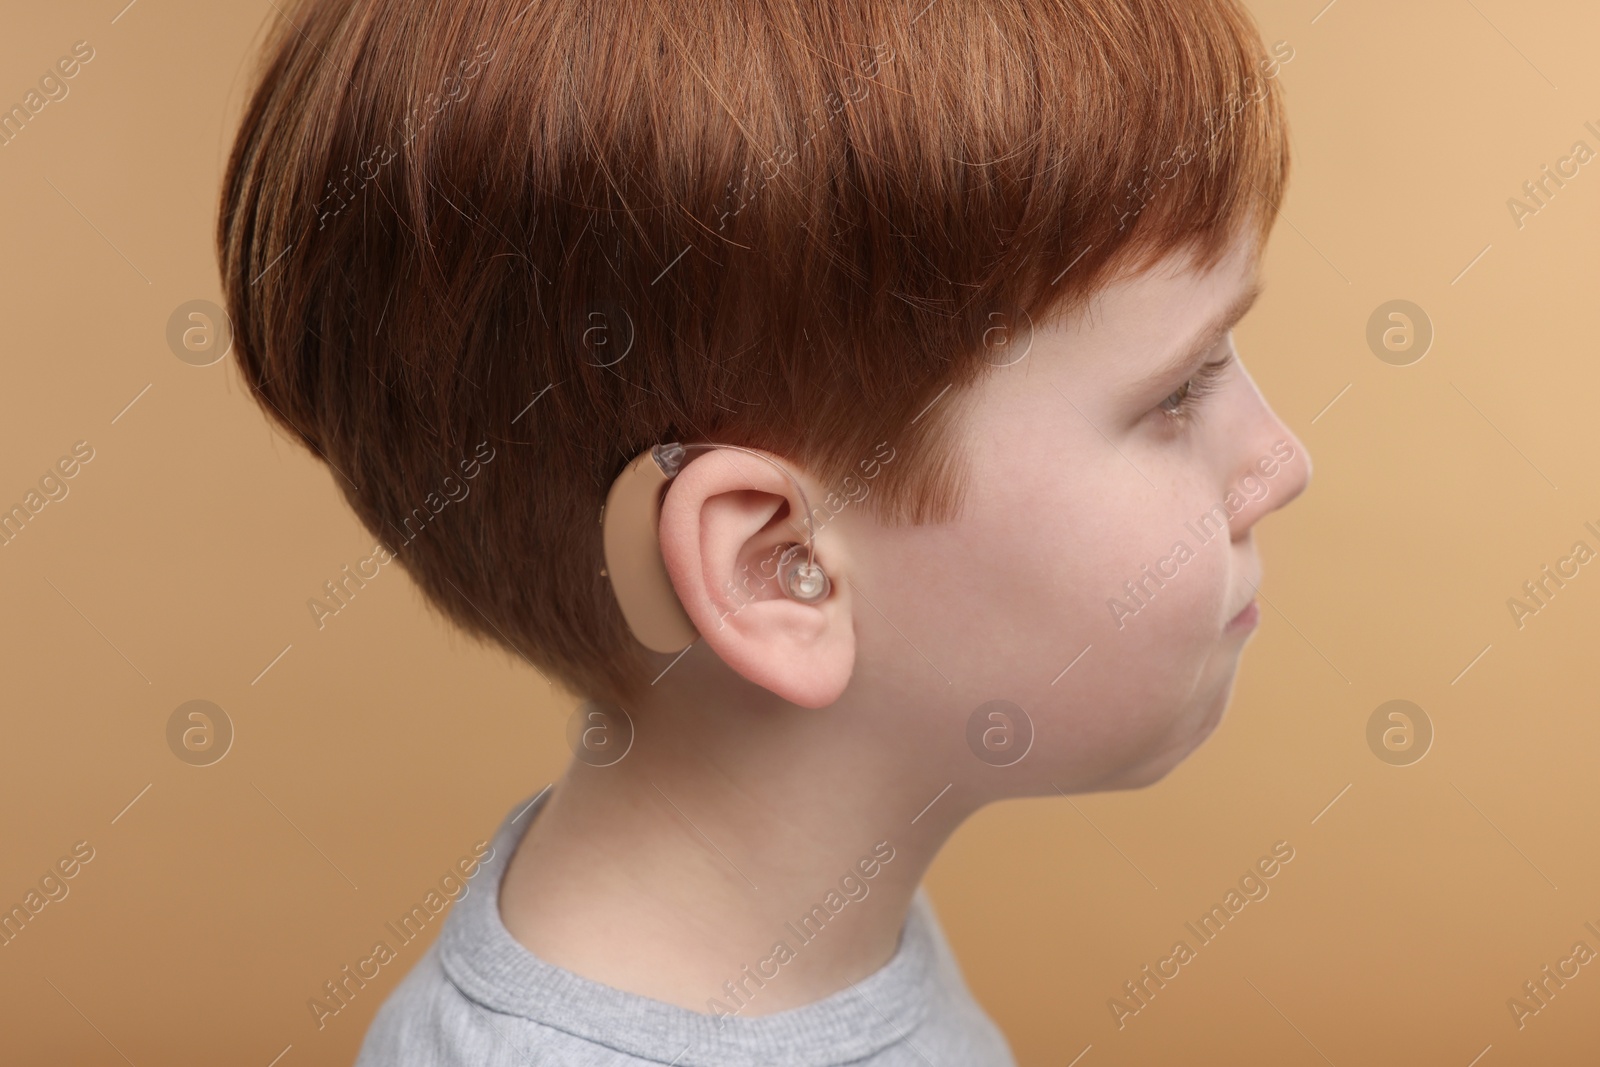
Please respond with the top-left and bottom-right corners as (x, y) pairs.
(497, 680), (974, 1016)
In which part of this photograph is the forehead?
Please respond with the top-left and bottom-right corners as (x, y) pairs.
(1044, 232), (1261, 370)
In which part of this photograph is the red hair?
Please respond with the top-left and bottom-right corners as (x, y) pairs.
(216, 0), (1291, 701)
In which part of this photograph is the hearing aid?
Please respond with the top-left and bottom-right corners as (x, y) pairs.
(601, 442), (831, 654)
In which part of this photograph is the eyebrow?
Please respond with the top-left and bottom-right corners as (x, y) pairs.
(1132, 276), (1265, 395)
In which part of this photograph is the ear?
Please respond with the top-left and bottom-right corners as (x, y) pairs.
(656, 447), (855, 708)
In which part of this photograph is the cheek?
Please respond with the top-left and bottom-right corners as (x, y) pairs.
(955, 464), (1237, 769)
(844, 410), (1240, 783)
(1016, 458), (1235, 643)
(1050, 502), (1234, 748)
(1095, 517), (1234, 642)
(903, 485), (1222, 674)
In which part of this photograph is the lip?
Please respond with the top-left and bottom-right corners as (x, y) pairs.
(1226, 598), (1260, 632)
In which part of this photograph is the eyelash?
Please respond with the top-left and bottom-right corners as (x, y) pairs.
(1157, 352), (1235, 425)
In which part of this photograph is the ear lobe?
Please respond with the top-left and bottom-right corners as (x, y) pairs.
(656, 449), (855, 708)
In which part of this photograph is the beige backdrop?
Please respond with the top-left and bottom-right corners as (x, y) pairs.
(3, 1), (1598, 1064)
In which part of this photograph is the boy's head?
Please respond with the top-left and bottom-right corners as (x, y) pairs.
(218, 0), (1306, 789)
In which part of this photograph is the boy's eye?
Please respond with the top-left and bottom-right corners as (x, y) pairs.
(1158, 381), (1194, 415)
(1155, 352), (1234, 423)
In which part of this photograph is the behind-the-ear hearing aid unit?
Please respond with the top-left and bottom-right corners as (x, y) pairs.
(601, 442), (831, 654)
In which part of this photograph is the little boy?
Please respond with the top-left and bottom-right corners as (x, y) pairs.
(218, 0), (1310, 1062)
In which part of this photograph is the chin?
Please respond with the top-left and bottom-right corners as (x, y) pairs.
(1097, 686), (1236, 791)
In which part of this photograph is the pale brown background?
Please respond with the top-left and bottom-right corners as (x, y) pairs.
(3, 1), (1598, 1064)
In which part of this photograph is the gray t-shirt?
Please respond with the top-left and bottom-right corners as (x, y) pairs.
(354, 790), (1017, 1066)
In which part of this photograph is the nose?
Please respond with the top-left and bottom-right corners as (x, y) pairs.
(1226, 363), (1312, 540)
